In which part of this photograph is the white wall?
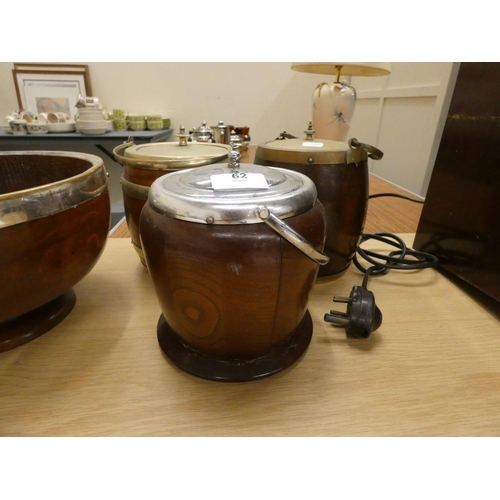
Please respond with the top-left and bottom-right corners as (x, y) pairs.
(0, 62), (456, 197)
(350, 62), (457, 197)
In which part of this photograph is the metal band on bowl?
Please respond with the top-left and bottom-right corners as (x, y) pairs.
(0, 151), (108, 229)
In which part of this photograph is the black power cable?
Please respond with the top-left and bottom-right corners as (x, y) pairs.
(368, 192), (424, 204)
(359, 192), (435, 284)
(324, 193), (439, 338)
(354, 232), (439, 288)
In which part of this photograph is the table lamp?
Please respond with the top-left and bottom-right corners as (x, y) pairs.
(291, 62), (391, 141)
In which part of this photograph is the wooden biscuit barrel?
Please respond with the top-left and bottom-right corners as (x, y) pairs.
(254, 125), (383, 278)
(139, 151), (328, 382)
(113, 127), (231, 265)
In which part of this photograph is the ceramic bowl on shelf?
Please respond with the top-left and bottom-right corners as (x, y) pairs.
(0, 151), (111, 352)
(47, 122), (76, 133)
(27, 122), (49, 135)
(77, 126), (109, 135)
(9, 119), (28, 135)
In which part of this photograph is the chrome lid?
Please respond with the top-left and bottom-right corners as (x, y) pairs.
(148, 150), (318, 224)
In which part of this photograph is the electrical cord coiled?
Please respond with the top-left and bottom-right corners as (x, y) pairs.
(353, 232), (440, 288)
(324, 193), (440, 338)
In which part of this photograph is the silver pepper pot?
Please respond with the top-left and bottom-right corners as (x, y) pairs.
(211, 120), (231, 144)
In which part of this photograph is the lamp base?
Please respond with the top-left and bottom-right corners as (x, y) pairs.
(312, 82), (356, 142)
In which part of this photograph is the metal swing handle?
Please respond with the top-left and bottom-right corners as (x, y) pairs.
(257, 207), (329, 266)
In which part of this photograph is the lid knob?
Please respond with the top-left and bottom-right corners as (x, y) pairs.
(228, 149), (241, 169)
(304, 121), (315, 141)
(176, 124), (189, 146)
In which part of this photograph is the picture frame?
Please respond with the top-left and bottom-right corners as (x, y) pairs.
(12, 63), (93, 121)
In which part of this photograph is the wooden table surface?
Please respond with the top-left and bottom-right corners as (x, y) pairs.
(2, 233), (500, 436)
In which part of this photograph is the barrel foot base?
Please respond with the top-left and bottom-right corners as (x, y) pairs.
(0, 289), (76, 352)
(131, 240), (147, 267)
(157, 311), (313, 382)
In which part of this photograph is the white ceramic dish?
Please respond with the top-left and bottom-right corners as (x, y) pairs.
(47, 122), (76, 133)
(9, 119), (28, 135)
(27, 122), (49, 135)
(77, 126), (108, 135)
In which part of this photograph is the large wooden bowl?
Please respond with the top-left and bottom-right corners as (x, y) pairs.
(0, 151), (111, 351)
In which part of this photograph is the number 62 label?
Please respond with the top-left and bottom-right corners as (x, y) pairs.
(211, 172), (269, 190)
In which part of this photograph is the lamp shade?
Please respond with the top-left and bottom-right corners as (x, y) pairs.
(291, 62), (391, 77)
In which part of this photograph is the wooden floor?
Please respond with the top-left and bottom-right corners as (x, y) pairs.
(109, 217), (131, 239)
(110, 146), (423, 238)
(364, 174), (423, 234)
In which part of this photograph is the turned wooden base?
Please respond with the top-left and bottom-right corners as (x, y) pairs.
(157, 310), (313, 383)
(0, 289), (76, 352)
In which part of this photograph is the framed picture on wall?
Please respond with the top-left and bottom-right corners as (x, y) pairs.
(12, 63), (93, 120)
